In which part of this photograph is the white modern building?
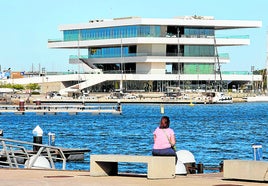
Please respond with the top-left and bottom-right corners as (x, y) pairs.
(46, 16), (262, 94)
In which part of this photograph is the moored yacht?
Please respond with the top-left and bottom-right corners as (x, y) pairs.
(204, 92), (233, 104)
(244, 95), (268, 102)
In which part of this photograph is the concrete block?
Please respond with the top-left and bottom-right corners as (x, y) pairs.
(147, 156), (175, 179)
(90, 154), (175, 179)
(224, 160), (268, 182)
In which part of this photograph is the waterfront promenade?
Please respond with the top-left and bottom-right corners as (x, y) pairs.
(0, 168), (266, 186)
(6, 92), (246, 105)
(0, 93), (266, 185)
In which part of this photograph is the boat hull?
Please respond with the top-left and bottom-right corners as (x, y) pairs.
(245, 96), (268, 102)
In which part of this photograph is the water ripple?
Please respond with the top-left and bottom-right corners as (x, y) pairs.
(0, 102), (267, 173)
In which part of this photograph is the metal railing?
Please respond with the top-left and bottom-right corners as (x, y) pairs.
(69, 53), (229, 59)
(0, 138), (66, 170)
(48, 34), (249, 43)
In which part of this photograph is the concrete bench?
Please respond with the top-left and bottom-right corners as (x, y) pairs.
(224, 160), (268, 182)
(90, 154), (176, 179)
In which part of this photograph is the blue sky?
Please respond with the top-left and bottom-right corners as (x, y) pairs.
(0, 0), (267, 72)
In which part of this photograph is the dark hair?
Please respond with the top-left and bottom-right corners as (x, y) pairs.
(159, 116), (170, 129)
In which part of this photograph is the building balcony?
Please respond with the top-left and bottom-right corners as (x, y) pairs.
(48, 35), (250, 48)
(69, 53), (230, 64)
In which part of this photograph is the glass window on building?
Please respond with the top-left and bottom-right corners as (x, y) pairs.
(184, 63), (214, 74)
(63, 25), (161, 41)
(184, 45), (214, 57)
(184, 27), (214, 37)
(89, 46), (130, 58)
(64, 30), (79, 41)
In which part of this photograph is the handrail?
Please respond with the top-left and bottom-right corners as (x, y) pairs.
(70, 52), (229, 59)
(0, 138), (66, 170)
(48, 34), (250, 42)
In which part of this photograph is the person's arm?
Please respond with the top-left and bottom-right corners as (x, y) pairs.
(170, 134), (176, 146)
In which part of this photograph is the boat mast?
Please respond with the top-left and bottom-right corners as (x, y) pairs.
(214, 36), (223, 92)
(119, 32), (123, 95)
(266, 31), (268, 95)
(177, 28), (182, 90)
(77, 29), (82, 100)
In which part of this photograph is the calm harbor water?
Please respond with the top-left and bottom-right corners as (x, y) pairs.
(0, 102), (267, 173)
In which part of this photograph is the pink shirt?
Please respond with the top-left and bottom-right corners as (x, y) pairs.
(153, 127), (175, 149)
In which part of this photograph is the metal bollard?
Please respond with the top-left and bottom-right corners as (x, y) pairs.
(19, 100), (25, 111)
(48, 132), (56, 146)
(197, 162), (204, 174)
(32, 125), (43, 151)
(219, 161), (224, 172)
(252, 144), (263, 161)
(184, 162), (196, 174)
(36, 99), (41, 110)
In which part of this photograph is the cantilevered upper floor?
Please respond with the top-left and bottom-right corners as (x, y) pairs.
(48, 16), (262, 76)
(48, 16), (261, 48)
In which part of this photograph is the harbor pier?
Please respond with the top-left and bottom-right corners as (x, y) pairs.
(0, 104), (122, 115)
(0, 169), (265, 186)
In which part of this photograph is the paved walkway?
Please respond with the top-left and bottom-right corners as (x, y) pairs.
(0, 169), (265, 186)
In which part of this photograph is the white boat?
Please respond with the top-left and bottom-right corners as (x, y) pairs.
(244, 95), (268, 102)
(0, 88), (14, 93)
(204, 92), (233, 104)
(213, 92), (233, 104)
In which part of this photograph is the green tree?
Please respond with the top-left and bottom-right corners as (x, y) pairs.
(25, 83), (40, 91)
(12, 84), (24, 90)
(0, 83), (24, 90)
